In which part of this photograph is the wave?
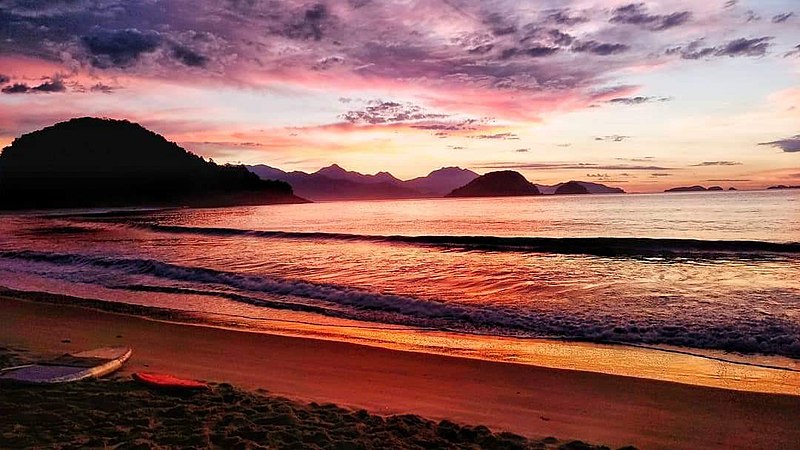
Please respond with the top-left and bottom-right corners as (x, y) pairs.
(1, 249), (799, 358)
(129, 223), (800, 258)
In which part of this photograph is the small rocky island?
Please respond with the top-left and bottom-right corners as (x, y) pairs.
(665, 185), (725, 192)
(554, 181), (590, 195)
(446, 170), (541, 197)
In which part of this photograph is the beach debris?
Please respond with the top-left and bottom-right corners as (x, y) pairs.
(0, 347), (132, 384)
(133, 372), (208, 390)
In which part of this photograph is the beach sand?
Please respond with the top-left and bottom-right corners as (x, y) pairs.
(0, 375), (600, 450)
(2, 295), (799, 449)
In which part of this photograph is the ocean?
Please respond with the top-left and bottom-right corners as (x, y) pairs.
(1, 190), (799, 385)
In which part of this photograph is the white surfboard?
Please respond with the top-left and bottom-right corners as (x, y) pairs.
(0, 346), (132, 384)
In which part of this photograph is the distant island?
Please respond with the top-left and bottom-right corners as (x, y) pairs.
(446, 171), (541, 197)
(665, 185), (726, 192)
(767, 185), (800, 190)
(536, 181), (625, 195)
(0, 118), (307, 209)
(554, 181), (590, 195)
(249, 165), (625, 201)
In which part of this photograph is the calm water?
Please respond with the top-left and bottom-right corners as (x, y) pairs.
(1, 190), (799, 365)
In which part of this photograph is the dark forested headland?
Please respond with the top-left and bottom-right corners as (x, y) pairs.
(0, 118), (307, 209)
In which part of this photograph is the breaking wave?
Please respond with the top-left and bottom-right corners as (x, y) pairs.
(128, 223), (800, 258)
(1, 249), (799, 358)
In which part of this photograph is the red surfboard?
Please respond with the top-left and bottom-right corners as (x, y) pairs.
(132, 372), (207, 390)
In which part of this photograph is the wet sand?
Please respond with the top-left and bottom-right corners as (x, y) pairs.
(2, 295), (799, 449)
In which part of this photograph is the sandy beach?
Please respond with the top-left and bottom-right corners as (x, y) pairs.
(2, 295), (799, 449)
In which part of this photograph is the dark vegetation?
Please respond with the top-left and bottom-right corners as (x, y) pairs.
(554, 181), (590, 195)
(446, 170), (541, 197)
(0, 117), (306, 209)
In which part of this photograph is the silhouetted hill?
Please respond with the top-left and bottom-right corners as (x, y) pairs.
(315, 164), (404, 186)
(248, 164), (626, 200)
(405, 167), (479, 196)
(536, 181), (625, 194)
(446, 171), (541, 197)
(248, 164), (477, 201)
(0, 118), (307, 209)
(248, 164), (421, 201)
(554, 181), (590, 195)
(767, 185), (800, 190)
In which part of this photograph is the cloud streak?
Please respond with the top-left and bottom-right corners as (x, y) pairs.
(609, 3), (692, 31)
(667, 37), (773, 59)
(477, 162), (674, 171)
(690, 161), (743, 166)
(759, 135), (800, 152)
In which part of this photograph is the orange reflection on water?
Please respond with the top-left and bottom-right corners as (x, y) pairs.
(192, 309), (800, 397)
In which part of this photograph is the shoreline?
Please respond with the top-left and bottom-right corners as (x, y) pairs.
(2, 286), (798, 397)
(2, 294), (799, 449)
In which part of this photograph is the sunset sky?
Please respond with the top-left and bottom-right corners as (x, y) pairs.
(0, 0), (798, 191)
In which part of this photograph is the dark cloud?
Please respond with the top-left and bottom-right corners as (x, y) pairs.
(82, 28), (162, 68)
(650, 173), (672, 177)
(772, 12), (793, 23)
(572, 40), (629, 55)
(717, 37), (772, 57)
(341, 100), (447, 124)
(1, 78), (65, 94)
(514, 148), (529, 152)
(1, 83), (30, 94)
(786, 44), (800, 58)
(483, 12), (517, 36)
(744, 10), (761, 23)
(468, 132), (519, 140)
(595, 135), (631, 142)
(0, 74), (9, 84)
(546, 10), (589, 26)
(547, 29), (574, 47)
(171, 44), (208, 67)
(31, 79), (65, 92)
(348, 0), (371, 8)
(610, 3), (692, 31)
(90, 83), (115, 93)
(284, 3), (329, 41)
(312, 55), (345, 71)
(0, 0), (789, 126)
(411, 119), (480, 132)
(759, 135), (800, 153)
(467, 43), (494, 54)
(690, 161), (743, 166)
(607, 96), (671, 105)
(524, 46), (560, 57)
(667, 37), (772, 59)
(724, 1), (738, 9)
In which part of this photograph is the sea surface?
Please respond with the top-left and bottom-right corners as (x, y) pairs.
(1, 190), (800, 388)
